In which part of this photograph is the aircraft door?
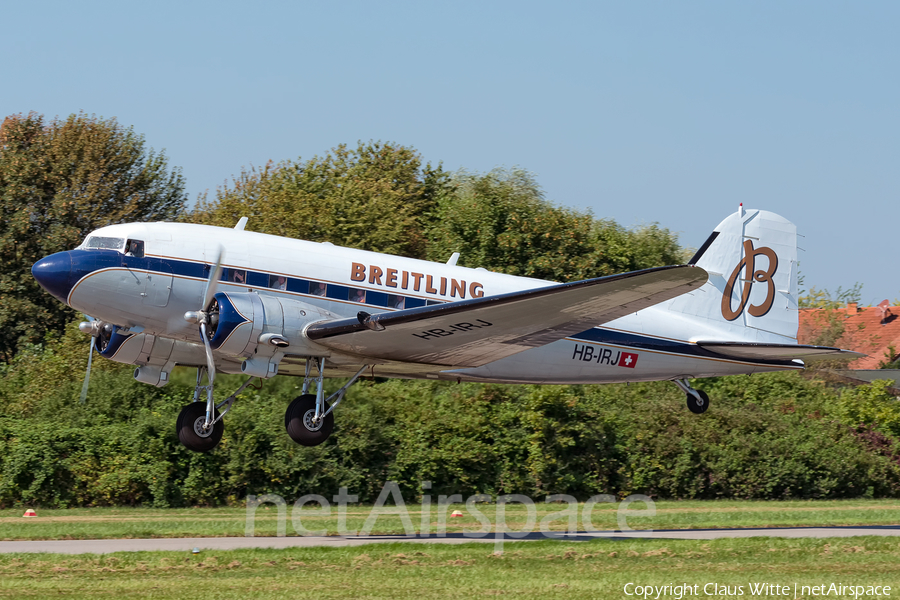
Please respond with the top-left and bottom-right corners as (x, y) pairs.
(142, 260), (174, 307)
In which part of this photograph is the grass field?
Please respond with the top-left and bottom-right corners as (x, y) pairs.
(1, 500), (898, 598)
(1, 499), (898, 541)
(0, 537), (898, 599)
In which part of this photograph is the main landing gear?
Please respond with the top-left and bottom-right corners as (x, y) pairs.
(284, 358), (368, 447)
(176, 367), (258, 452)
(672, 378), (710, 414)
(176, 359), (369, 452)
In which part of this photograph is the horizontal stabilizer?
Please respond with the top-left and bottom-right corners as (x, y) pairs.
(697, 341), (865, 362)
(306, 265), (708, 367)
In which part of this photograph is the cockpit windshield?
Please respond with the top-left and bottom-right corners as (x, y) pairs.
(84, 236), (125, 251)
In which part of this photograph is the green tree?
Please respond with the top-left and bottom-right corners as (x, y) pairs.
(426, 168), (685, 281)
(187, 141), (450, 258)
(798, 283), (864, 310)
(0, 112), (186, 360)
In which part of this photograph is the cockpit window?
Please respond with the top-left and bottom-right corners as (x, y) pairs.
(126, 239), (144, 258)
(85, 236), (125, 251)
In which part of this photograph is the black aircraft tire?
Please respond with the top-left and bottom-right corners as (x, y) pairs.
(285, 394), (334, 446)
(176, 402), (224, 452)
(686, 390), (710, 414)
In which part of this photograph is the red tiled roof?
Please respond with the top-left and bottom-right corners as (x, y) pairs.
(799, 303), (900, 369)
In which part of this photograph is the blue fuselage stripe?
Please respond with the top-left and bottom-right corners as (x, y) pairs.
(67, 249), (431, 310)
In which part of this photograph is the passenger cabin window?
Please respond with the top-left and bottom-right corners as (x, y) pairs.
(85, 236), (125, 251)
(268, 274), (287, 290)
(126, 239), (144, 258)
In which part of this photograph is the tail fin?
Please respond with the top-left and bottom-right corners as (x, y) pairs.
(669, 205), (798, 343)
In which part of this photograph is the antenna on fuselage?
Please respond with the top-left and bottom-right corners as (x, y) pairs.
(234, 217), (248, 231)
(446, 252), (460, 266)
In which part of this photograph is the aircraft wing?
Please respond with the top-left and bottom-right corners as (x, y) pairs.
(697, 342), (865, 362)
(306, 265), (707, 367)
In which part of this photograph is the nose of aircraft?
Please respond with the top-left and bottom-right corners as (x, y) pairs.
(32, 251), (75, 304)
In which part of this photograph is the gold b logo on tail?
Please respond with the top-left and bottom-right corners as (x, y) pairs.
(721, 240), (778, 321)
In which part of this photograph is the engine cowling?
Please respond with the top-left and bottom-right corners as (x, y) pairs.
(205, 291), (334, 377)
(87, 322), (210, 387)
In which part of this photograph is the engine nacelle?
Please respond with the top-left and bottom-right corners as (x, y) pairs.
(206, 291), (333, 376)
(87, 322), (209, 387)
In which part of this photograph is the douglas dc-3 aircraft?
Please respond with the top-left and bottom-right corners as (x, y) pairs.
(31, 205), (859, 452)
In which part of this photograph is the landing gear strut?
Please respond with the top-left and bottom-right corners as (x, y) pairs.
(284, 358), (368, 446)
(176, 367), (258, 452)
(672, 378), (710, 414)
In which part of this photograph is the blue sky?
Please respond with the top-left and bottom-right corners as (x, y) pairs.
(3, 1), (898, 303)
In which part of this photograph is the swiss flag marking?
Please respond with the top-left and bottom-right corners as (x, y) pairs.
(618, 352), (639, 368)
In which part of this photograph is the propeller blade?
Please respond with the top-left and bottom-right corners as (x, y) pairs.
(199, 322), (216, 386)
(79, 336), (95, 404)
(202, 246), (225, 311)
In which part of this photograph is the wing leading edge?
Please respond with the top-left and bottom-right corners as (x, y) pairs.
(306, 265), (708, 367)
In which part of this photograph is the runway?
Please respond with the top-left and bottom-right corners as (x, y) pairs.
(2, 527), (899, 554)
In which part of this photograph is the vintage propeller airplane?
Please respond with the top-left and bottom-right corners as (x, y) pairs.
(31, 205), (859, 452)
